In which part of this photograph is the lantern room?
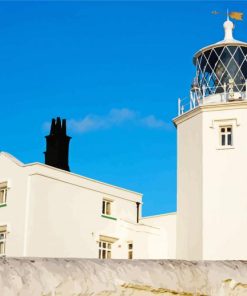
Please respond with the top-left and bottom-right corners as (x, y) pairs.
(178, 19), (247, 115)
(194, 20), (247, 95)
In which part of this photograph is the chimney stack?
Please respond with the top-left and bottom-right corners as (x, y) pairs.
(44, 117), (71, 171)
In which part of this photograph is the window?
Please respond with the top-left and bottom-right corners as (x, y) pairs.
(99, 240), (112, 259)
(220, 126), (232, 147)
(0, 182), (7, 206)
(128, 242), (133, 259)
(98, 235), (117, 259)
(0, 225), (7, 256)
(102, 199), (112, 216)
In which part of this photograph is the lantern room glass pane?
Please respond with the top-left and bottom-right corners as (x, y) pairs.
(208, 49), (218, 70)
(234, 47), (245, 63)
(228, 46), (237, 55)
(215, 47), (224, 57)
(242, 47), (247, 56)
(200, 54), (207, 70)
(228, 59), (238, 77)
(196, 45), (247, 96)
(241, 60), (247, 85)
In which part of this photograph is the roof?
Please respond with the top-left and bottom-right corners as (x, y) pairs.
(0, 152), (24, 166)
(0, 151), (143, 198)
(193, 20), (247, 62)
(142, 212), (177, 219)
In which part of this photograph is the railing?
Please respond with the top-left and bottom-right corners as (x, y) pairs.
(178, 81), (247, 116)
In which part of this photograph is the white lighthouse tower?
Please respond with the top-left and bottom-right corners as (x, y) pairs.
(174, 20), (247, 260)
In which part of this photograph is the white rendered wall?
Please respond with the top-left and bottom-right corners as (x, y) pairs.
(24, 172), (143, 258)
(141, 213), (176, 259)
(175, 101), (247, 260)
(202, 102), (247, 259)
(0, 152), (176, 259)
(0, 154), (168, 259)
(176, 113), (203, 260)
(0, 153), (28, 256)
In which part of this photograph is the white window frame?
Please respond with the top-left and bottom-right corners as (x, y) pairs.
(102, 199), (112, 216)
(0, 226), (7, 256)
(128, 242), (133, 259)
(98, 240), (112, 259)
(219, 125), (233, 147)
(0, 183), (7, 206)
(210, 118), (238, 150)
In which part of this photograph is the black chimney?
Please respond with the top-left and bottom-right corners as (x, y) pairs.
(44, 117), (71, 171)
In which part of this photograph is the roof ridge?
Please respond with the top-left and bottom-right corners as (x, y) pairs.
(0, 152), (24, 166)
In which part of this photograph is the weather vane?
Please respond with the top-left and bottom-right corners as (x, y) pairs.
(211, 9), (244, 21)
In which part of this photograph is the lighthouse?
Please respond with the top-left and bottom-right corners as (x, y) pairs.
(174, 20), (247, 260)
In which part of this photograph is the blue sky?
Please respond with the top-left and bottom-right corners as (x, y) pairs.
(0, 1), (246, 216)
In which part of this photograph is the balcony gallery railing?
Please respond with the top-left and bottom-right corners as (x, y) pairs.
(177, 81), (247, 116)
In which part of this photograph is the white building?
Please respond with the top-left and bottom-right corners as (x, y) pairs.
(0, 152), (176, 259)
(175, 19), (247, 260)
(1, 19), (247, 260)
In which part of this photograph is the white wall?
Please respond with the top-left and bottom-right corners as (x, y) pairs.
(0, 153), (170, 259)
(202, 102), (247, 259)
(0, 153), (28, 256)
(175, 112), (203, 260)
(25, 172), (143, 258)
(175, 101), (247, 260)
(141, 213), (176, 259)
(25, 172), (168, 259)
